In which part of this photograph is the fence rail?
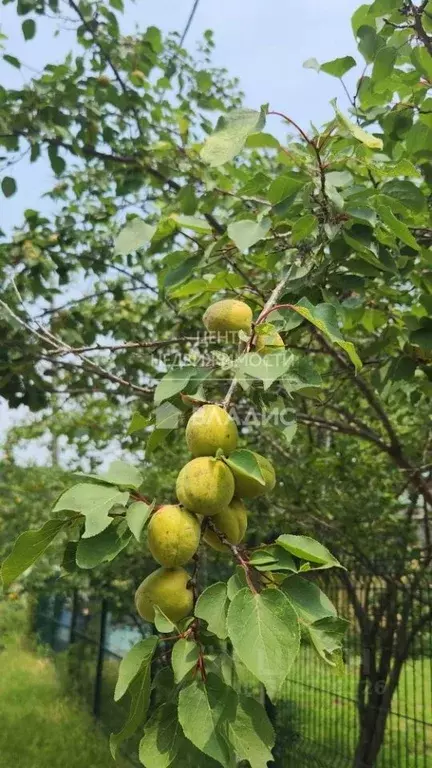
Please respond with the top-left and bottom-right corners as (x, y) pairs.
(34, 581), (432, 768)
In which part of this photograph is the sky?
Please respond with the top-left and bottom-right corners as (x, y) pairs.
(0, 0), (361, 462)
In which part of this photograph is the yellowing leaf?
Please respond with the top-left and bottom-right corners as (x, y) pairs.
(337, 110), (383, 150)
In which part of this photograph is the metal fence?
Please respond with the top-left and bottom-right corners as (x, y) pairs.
(34, 582), (432, 768)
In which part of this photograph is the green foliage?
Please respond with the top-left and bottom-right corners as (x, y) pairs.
(200, 108), (266, 166)
(178, 673), (237, 765)
(171, 639), (200, 682)
(110, 637), (158, 759)
(114, 219), (156, 256)
(53, 483), (129, 537)
(195, 582), (229, 639)
(1, 518), (68, 589)
(227, 588), (301, 700)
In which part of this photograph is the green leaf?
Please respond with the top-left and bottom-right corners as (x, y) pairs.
(227, 588), (300, 699)
(114, 218), (156, 256)
(3, 54), (21, 69)
(376, 203), (420, 251)
(127, 412), (150, 435)
(154, 606), (176, 634)
(110, 645), (156, 759)
(371, 46), (396, 82)
(282, 356), (322, 396)
(381, 181), (426, 214)
(178, 673), (237, 766)
(281, 575), (337, 623)
(61, 541), (78, 573)
(76, 523), (131, 569)
(229, 695), (275, 768)
(345, 205), (377, 225)
(268, 174), (303, 205)
(195, 582), (229, 640)
(101, 460), (143, 489)
(326, 170), (353, 188)
(165, 256), (202, 291)
(146, 429), (173, 455)
(154, 402), (181, 430)
(412, 46), (432, 81)
(290, 299), (362, 371)
(114, 636), (158, 702)
(170, 214), (212, 234)
(47, 145), (65, 175)
(227, 567), (248, 600)
(52, 483), (129, 538)
(277, 534), (342, 569)
(291, 214), (318, 244)
(1, 519), (67, 589)
(283, 421), (298, 444)
(249, 545), (297, 573)
(1, 176), (17, 197)
(336, 110), (383, 150)
(126, 501), (153, 541)
(201, 108), (266, 167)
(227, 218), (271, 252)
(321, 56), (356, 77)
(139, 703), (183, 768)
(303, 57), (321, 72)
(308, 616), (349, 665)
(224, 450), (265, 489)
(171, 639), (199, 682)
(154, 367), (194, 405)
(245, 132), (280, 149)
(76, 460), (143, 489)
(236, 351), (295, 390)
(22, 18), (36, 40)
(410, 324), (432, 352)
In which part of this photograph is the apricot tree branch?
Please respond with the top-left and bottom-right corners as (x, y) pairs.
(206, 518), (258, 593)
(222, 274), (292, 409)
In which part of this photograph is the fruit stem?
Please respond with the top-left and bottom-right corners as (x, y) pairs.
(206, 518), (258, 594)
(221, 274), (292, 410)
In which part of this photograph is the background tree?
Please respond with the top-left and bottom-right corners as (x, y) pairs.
(1, 1), (432, 767)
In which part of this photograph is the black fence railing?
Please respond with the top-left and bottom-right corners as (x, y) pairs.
(34, 582), (432, 768)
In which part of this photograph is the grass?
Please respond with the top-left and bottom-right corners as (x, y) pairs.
(0, 599), (129, 768)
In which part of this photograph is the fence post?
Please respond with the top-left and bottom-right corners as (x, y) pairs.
(93, 598), (108, 719)
(69, 589), (79, 645)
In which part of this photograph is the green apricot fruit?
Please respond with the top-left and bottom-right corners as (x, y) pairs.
(186, 404), (238, 457)
(204, 498), (248, 552)
(147, 505), (200, 567)
(135, 566), (193, 624)
(232, 452), (276, 499)
(203, 299), (253, 334)
(255, 330), (285, 355)
(176, 456), (234, 516)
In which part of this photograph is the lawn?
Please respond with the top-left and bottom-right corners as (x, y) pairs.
(0, 600), (129, 768)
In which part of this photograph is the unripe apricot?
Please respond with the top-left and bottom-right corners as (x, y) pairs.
(186, 404), (238, 457)
(135, 567), (193, 624)
(204, 498), (247, 552)
(203, 299), (253, 334)
(176, 456), (234, 516)
(147, 505), (200, 567)
(255, 330), (285, 355)
(232, 452), (276, 499)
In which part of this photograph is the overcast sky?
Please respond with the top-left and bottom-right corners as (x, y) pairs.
(0, 0), (361, 460)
